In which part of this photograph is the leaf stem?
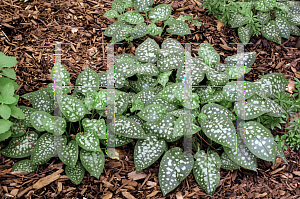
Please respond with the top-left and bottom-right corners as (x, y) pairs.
(196, 133), (221, 155)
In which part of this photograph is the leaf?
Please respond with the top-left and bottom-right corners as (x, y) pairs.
(123, 0), (133, 9)
(21, 88), (50, 102)
(65, 161), (85, 185)
(61, 95), (86, 122)
(159, 147), (194, 196)
(123, 11), (144, 24)
(130, 100), (144, 112)
(177, 59), (206, 86)
(200, 91), (224, 104)
(145, 96), (178, 112)
(135, 38), (160, 63)
(0, 130), (11, 142)
(104, 10), (119, 18)
(58, 140), (78, 168)
(264, 0), (276, 9)
(47, 83), (72, 99)
(289, 5), (300, 15)
(235, 101), (268, 120)
(157, 83), (184, 105)
(275, 17), (291, 39)
(290, 25), (300, 36)
(116, 92), (129, 115)
(161, 38), (184, 50)
(134, 134), (166, 172)
(136, 75), (158, 90)
(0, 52), (18, 68)
(115, 59), (137, 78)
(50, 64), (70, 86)
(19, 106), (35, 127)
(166, 20), (191, 35)
(75, 68), (99, 96)
(193, 150), (221, 195)
(32, 93), (53, 113)
(173, 88), (200, 109)
(132, 22), (147, 39)
(100, 134), (132, 147)
(288, 14), (300, 26)
(10, 119), (27, 137)
(104, 21), (126, 37)
(137, 104), (167, 122)
(239, 121), (277, 162)
(146, 23), (163, 36)
(220, 153), (240, 170)
(159, 48), (185, 59)
(149, 4), (172, 22)
(201, 103), (236, 121)
(173, 115), (201, 137)
(1, 82), (14, 100)
(0, 131), (38, 158)
(30, 111), (52, 132)
(133, 0), (153, 13)
(93, 90), (107, 110)
(206, 70), (229, 86)
(112, 0), (125, 13)
(230, 14), (247, 28)
(0, 104), (11, 119)
(82, 118), (107, 139)
(113, 117), (147, 139)
(222, 81), (258, 102)
(257, 11), (271, 25)
(255, 73), (288, 98)
(132, 87), (157, 105)
(193, 20), (202, 26)
(76, 129), (101, 152)
(80, 149), (105, 179)
(157, 53), (184, 73)
(136, 63), (159, 76)
(255, 0), (271, 12)
(41, 116), (66, 135)
(157, 71), (172, 87)
(238, 26), (251, 44)
(275, 143), (287, 164)
(261, 20), (281, 44)
(1, 68), (16, 79)
(225, 52), (256, 68)
(200, 113), (236, 149)
(12, 160), (37, 173)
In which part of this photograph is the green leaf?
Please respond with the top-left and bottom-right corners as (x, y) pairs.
(264, 0), (276, 9)
(1, 82), (14, 100)
(0, 131), (38, 158)
(0, 104), (11, 119)
(93, 90), (107, 110)
(288, 14), (300, 26)
(173, 88), (200, 109)
(261, 20), (281, 44)
(123, 0), (133, 9)
(235, 101), (268, 120)
(176, 58), (206, 85)
(104, 10), (119, 18)
(157, 83), (184, 105)
(130, 100), (144, 112)
(166, 20), (191, 35)
(238, 26), (251, 44)
(132, 22), (147, 39)
(9, 106), (25, 120)
(58, 140), (78, 168)
(201, 103), (236, 121)
(224, 65), (252, 79)
(82, 118), (107, 139)
(104, 21), (126, 37)
(76, 129), (101, 152)
(137, 104), (167, 122)
(132, 87), (156, 105)
(145, 96), (178, 112)
(224, 131), (257, 171)
(157, 71), (172, 87)
(65, 161), (85, 185)
(112, 0), (125, 13)
(222, 81), (258, 102)
(255, 73), (288, 98)
(50, 64), (70, 86)
(220, 153), (240, 170)
(18, 106), (35, 127)
(136, 75), (158, 90)
(133, 0), (153, 13)
(275, 17), (291, 39)
(0, 77), (18, 92)
(161, 38), (184, 50)
(123, 11), (144, 24)
(197, 43), (219, 68)
(225, 52), (256, 68)
(239, 121), (277, 162)
(12, 160), (37, 173)
(115, 59), (137, 78)
(80, 149), (105, 179)
(149, 4), (172, 22)
(0, 119), (13, 134)
(1, 68), (16, 79)
(146, 23), (163, 35)
(255, 0), (271, 12)
(47, 83), (72, 99)
(257, 11), (270, 25)
(30, 111), (52, 132)
(290, 25), (300, 36)
(41, 116), (66, 135)
(200, 113), (236, 149)
(206, 70), (229, 86)
(134, 134), (166, 172)
(100, 134), (132, 147)
(192, 20), (202, 26)
(0, 130), (11, 142)
(136, 63), (159, 76)
(230, 14), (247, 28)
(61, 95), (86, 122)
(275, 143), (287, 164)
(75, 68), (99, 96)
(193, 150), (221, 195)
(113, 117), (147, 139)
(21, 88), (49, 102)
(157, 53), (184, 73)
(173, 114), (201, 137)
(159, 147), (194, 196)
(0, 52), (18, 68)
(135, 38), (160, 63)
(32, 93), (53, 113)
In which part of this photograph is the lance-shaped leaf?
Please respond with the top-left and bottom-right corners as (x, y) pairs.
(75, 68), (99, 96)
(134, 134), (167, 172)
(290, 25), (300, 36)
(173, 115), (201, 137)
(157, 71), (172, 87)
(220, 153), (240, 170)
(193, 150), (221, 195)
(275, 143), (287, 164)
(133, 0), (153, 13)
(157, 83), (184, 105)
(132, 22), (147, 39)
(239, 121), (277, 162)
(145, 96), (178, 112)
(132, 87), (156, 105)
(12, 160), (37, 173)
(149, 4), (172, 22)
(255, 73), (288, 98)
(238, 26), (252, 44)
(206, 71), (229, 86)
(130, 100), (144, 112)
(288, 14), (300, 26)
(136, 75), (158, 90)
(200, 91), (224, 104)
(41, 116), (66, 135)
(115, 59), (137, 78)
(129, 115), (145, 126)
(115, 53), (136, 63)
(257, 11), (271, 25)
(225, 52), (256, 68)
(146, 23), (163, 36)
(123, 11), (144, 24)
(93, 89), (107, 110)
(58, 140), (78, 168)
(161, 38), (184, 50)
(137, 104), (167, 122)
(82, 118), (107, 139)
(76, 129), (101, 152)
(261, 20), (281, 44)
(159, 147), (194, 196)
(104, 21), (126, 37)
(115, 92), (129, 115)
(201, 103), (235, 121)
(235, 101), (268, 120)
(104, 10), (119, 18)
(30, 111), (52, 132)
(135, 63), (159, 76)
(224, 131), (257, 171)
(222, 81), (258, 102)
(19, 106), (36, 127)
(61, 95), (86, 122)
(21, 88), (49, 102)
(275, 17), (290, 39)
(200, 113), (236, 149)
(80, 149), (105, 179)
(112, 0), (125, 13)
(50, 64), (70, 86)
(255, 0), (271, 12)
(135, 38), (160, 63)
(47, 83), (72, 99)
(177, 60), (206, 85)
(166, 20), (191, 35)
(100, 134), (132, 147)
(157, 53), (184, 73)
(113, 117), (146, 139)
(31, 93), (53, 113)
(65, 161), (85, 185)
(0, 131), (38, 158)
(230, 14), (247, 28)
(224, 65), (252, 79)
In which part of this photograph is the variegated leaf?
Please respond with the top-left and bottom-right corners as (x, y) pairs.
(135, 38), (160, 63)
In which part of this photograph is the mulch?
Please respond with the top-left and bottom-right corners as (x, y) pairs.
(1, 0), (300, 198)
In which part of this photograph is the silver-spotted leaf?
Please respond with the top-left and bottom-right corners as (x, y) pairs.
(100, 134), (132, 147)
(10, 119), (27, 137)
(235, 101), (268, 120)
(157, 53), (184, 73)
(58, 140), (78, 168)
(61, 95), (86, 122)
(76, 129), (101, 152)
(130, 100), (144, 112)
(113, 117), (146, 139)
(18, 106), (35, 127)
(82, 118), (107, 139)
(157, 71), (172, 87)
(115, 92), (129, 115)
(161, 38), (184, 50)
(201, 103), (235, 121)
(30, 111), (52, 132)
(41, 116), (66, 135)
(104, 21), (126, 37)
(136, 63), (159, 76)
(135, 38), (160, 63)
(132, 87), (156, 105)
(137, 104), (167, 122)
(80, 149), (105, 179)
(261, 20), (281, 44)
(31, 93), (53, 113)
(290, 25), (300, 36)
(133, 0), (153, 13)
(149, 4), (172, 22)
(75, 68), (99, 96)
(157, 83), (184, 105)
(275, 17), (291, 39)
(166, 20), (191, 35)
(104, 10), (119, 18)
(112, 0), (125, 13)
(132, 22), (147, 39)
(220, 153), (240, 170)
(230, 14), (247, 28)
(65, 161), (85, 185)
(206, 71), (229, 86)
(145, 96), (178, 112)
(224, 65), (252, 79)
(225, 52), (256, 68)
(93, 90), (107, 110)
(255, 73), (288, 98)
(173, 114), (201, 137)
(238, 26), (252, 44)
(123, 11), (144, 24)
(257, 11), (271, 25)
(31, 133), (57, 164)
(50, 64), (70, 86)
(146, 23), (163, 35)
(222, 81), (258, 102)
(12, 159), (37, 173)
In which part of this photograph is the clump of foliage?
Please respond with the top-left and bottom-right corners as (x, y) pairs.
(0, 52), (25, 146)
(0, 38), (289, 196)
(104, 0), (201, 43)
(199, 0), (300, 44)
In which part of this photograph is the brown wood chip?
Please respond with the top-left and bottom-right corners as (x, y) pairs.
(121, 191), (136, 199)
(102, 192), (113, 199)
(146, 190), (159, 198)
(128, 171), (147, 181)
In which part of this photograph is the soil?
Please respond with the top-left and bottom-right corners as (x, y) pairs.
(1, 0), (300, 198)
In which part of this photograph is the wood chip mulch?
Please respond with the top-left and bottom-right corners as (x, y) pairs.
(1, 0), (300, 198)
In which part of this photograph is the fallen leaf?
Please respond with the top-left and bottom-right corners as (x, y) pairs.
(293, 171), (300, 176)
(128, 171), (147, 181)
(102, 192), (113, 199)
(286, 80), (295, 94)
(121, 191), (136, 199)
(176, 191), (184, 199)
(278, 190), (286, 195)
(146, 190), (159, 198)
(10, 189), (19, 197)
(254, 192), (268, 198)
(217, 21), (225, 31)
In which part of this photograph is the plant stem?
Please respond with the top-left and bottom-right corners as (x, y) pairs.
(196, 133), (221, 155)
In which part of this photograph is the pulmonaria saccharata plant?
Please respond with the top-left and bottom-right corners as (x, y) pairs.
(200, 0), (300, 44)
(0, 38), (289, 196)
(104, 0), (201, 43)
